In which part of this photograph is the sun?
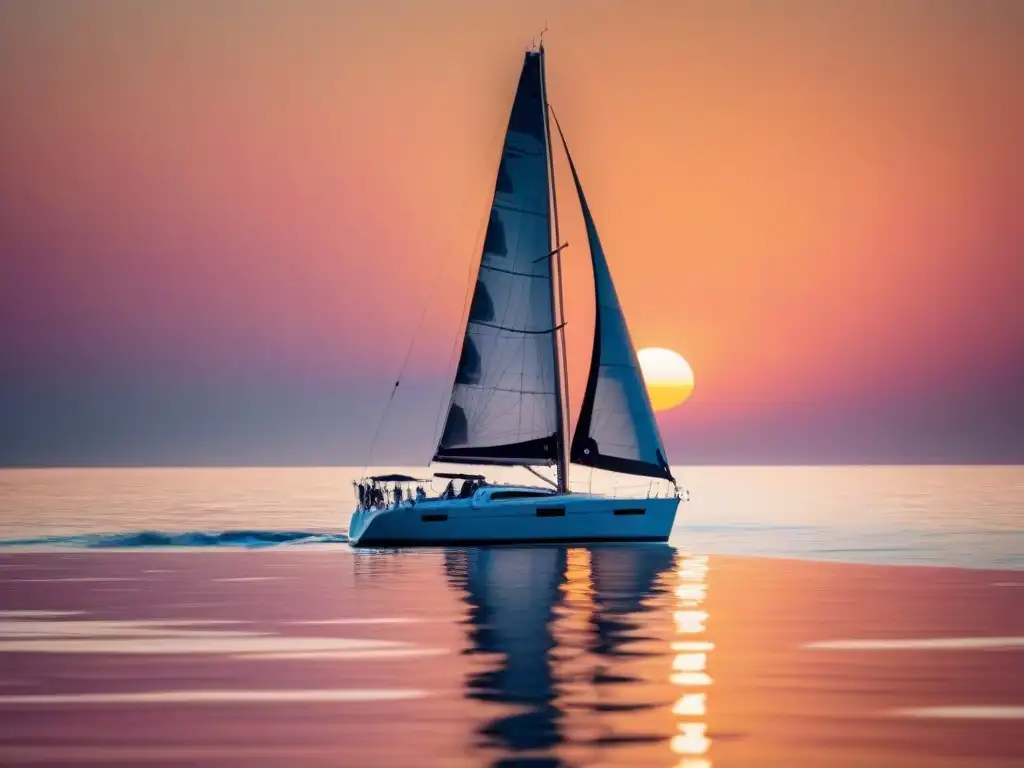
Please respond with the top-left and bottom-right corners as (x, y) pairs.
(637, 347), (695, 411)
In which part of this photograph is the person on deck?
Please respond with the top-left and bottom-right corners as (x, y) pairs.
(394, 484), (404, 505)
(442, 480), (455, 500)
(415, 486), (426, 502)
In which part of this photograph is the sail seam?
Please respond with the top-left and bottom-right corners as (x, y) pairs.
(492, 202), (547, 218)
(479, 263), (549, 279)
(459, 385), (555, 396)
(469, 320), (564, 335)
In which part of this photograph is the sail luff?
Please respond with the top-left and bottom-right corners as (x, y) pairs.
(432, 51), (563, 468)
(550, 112), (675, 482)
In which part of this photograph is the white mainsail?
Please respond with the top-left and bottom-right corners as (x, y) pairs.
(433, 51), (563, 467)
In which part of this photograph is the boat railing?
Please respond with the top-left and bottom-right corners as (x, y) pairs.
(353, 476), (485, 511)
(354, 477), (689, 509)
(353, 486), (441, 511)
(589, 480), (688, 501)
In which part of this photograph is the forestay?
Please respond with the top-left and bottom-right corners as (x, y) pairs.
(433, 52), (561, 466)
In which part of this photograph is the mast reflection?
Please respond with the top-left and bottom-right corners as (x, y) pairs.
(445, 547), (568, 756)
(444, 544), (680, 767)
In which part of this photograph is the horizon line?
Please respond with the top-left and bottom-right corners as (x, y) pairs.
(1, 462), (1021, 471)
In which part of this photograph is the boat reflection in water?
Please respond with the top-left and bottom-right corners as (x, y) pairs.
(444, 544), (710, 767)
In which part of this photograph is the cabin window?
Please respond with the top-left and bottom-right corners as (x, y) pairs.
(489, 490), (554, 501)
(613, 508), (646, 516)
(421, 513), (448, 522)
(535, 507), (565, 518)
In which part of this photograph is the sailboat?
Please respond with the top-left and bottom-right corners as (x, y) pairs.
(348, 42), (682, 547)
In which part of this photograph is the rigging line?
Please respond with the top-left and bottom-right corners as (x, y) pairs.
(518, 284), (527, 442)
(364, 119), (508, 475)
(361, 284), (438, 473)
(542, 81), (569, 494)
(523, 464), (557, 489)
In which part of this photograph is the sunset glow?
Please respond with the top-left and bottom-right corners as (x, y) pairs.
(0, 1), (1021, 465)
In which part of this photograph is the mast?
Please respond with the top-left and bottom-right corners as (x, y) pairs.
(538, 42), (570, 495)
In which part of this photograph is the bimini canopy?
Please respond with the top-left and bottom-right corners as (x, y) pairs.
(368, 474), (428, 483)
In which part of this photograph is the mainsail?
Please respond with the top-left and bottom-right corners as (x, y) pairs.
(433, 52), (562, 466)
(553, 116), (675, 482)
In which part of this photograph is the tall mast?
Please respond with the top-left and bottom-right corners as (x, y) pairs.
(538, 42), (571, 494)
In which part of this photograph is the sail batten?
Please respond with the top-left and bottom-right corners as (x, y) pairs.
(552, 114), (675, 482)
(433, 52), (562, 468)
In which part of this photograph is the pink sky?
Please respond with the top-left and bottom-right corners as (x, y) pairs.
(1, 0), (1021, 464)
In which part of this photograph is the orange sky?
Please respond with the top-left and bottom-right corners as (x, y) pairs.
(1, 0), (1021, 464)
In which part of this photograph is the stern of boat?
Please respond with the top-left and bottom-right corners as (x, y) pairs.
(347, 506), (385, 546)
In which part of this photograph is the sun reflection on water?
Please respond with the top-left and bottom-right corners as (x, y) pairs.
(671, 555), (712, 766)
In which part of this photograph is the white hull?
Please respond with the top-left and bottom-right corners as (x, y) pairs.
(348, 488), (679, 547)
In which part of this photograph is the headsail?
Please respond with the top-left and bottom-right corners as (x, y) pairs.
(552, 115), (675, 482)
(433, 52), (561, 466)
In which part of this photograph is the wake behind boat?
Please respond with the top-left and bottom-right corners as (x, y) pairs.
(349, 41), (684, 547)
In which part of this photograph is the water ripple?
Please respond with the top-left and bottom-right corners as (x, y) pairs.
(0, 530), (349, 549)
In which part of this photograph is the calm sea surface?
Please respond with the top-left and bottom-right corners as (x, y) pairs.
(0, 466), (1021, 568)
(0, 466), (1022, 766)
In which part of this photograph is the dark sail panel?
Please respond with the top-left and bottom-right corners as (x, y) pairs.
(434, 52), (560, 466)
(553, 117), (675, 481)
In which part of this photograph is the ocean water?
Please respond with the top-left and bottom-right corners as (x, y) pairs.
(0, 465), (1021, 569)
(1, 466), (1022, 766)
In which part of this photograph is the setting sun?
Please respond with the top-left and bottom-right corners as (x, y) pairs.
(638, 347), (695, 411)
